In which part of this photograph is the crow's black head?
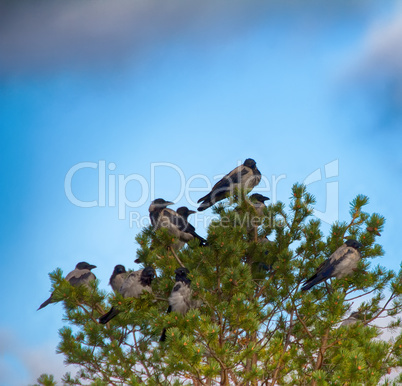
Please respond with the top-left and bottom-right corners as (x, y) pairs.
(113, 265), (126, 275)
(345, 239), (362, 249)
(140, 266), (156, 286)
(350, 311), (362, 319)
(250, 193), (270, 203)
(142, 266), (156, 279)
(175, 267), (191, 284)
(177, 206), (196, 219)
(150, 198), (174, 211)
(76, 262), (97, 270)
(243, 158), (257, 169)
(175, 267), (190, 278)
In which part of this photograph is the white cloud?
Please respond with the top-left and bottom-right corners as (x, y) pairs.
(0, 0), (378, 77)
(359, 9), (402, 76)
(0, 327), (76, 386)
(0, 0), (266, 76)
(340, 6), (402, 131)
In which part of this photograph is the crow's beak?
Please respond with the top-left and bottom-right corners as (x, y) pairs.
(89, 264), (97, 270)
(188, 210), (196, 215)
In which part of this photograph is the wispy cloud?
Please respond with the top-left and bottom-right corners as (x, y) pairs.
(359, 9), (402, 76)
(0, 0), (377, 77)
(346, 7), (402, 131)
(0, 0), (266, 76)
(0, 327), (74, 385)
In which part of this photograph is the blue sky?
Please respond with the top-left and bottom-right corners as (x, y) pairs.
(0, 1), (401, 384)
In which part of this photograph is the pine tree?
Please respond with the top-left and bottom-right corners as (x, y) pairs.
(38, 184), (402, 385)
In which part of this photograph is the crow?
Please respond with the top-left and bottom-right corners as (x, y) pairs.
(99, 266), (155, 324)
(109, 264), (128, 293)
(197, 158), (261, 211)
(149, 198), (174, 228)
(176, 206), (208, 246)
(149, 199), (206, 249)
(246, 193), (270, 240)
(301, 239), (362, 291)
(160, 267), (192, 342)
(341, 311), (362, 327)
(249, 193), (270, 216)
(38, 262), (97, 310)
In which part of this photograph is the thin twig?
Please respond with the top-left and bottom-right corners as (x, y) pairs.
(168, 247), (186, 268)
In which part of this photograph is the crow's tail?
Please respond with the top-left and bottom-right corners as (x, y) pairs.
(99, 307), (120, 324)
(37, 296), (53, 310)
(301, 275), (325, 291)
(160, 328), (167, 342)
(197, 199), (215, 212)
(192, 232), (208, 246)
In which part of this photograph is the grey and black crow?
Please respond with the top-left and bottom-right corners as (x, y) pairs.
(176, 206), (208, 246)
(149, 199), (175, 228)
(341, 311), (362, 327)
(301, 239), (362, 291)
(160, 267), (192, 342)
(247, 193), (270, 240)
(99, 266), (155, 324)
(38, 262), (97, 310)
(249, 193), (270, 216)
(109, 265), (128, 292)
(149, 199), (206, 248)
(197, 158), (262, 211)
(149, 198), (187, 250)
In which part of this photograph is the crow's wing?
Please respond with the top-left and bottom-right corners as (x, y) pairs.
(211, 165), (248, 190)
(197, 165), (250, 203)
(149, 210), (160, 227)
(67, 270), (95, 287)
(301, 244), (355, 291)
(312, 244), (351, 277)
(110, 272), (128, 293)
(119, 271), (148, 298)
(162, 209), (188, 232)
(169, 282), (192, 314)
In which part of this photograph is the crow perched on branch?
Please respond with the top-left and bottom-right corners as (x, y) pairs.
(99, 266), (155, 324)
(38, 262), (97, 310)
(176, 206), (208, 246)
(249, 193), (270, 216)
(341, 311), (363, 326)
(109, 264), (128, 292)
(245, 193), (270, 241)
(301, 239), (362, 291)
(160, 267), (192, 342)
(197, 158), (261, 211)
(149, 199), (206, 248)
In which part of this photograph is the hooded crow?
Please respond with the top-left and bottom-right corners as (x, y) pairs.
(149, 199), (175, 228)
(246, 193), (270, 240)
(109, 265), (128, 293)
(38, 262), (97, 310)
(249, 193), (270, 216)
(341, 311), (362, 327)
(160, 267), (192, 342)
(197, 158), (261, 212)
(99, 266), (155, 324)
(176, 206), (208, 246)
(149, 198), (187, 250)
(301, 239), (362, 291)
(150, 199), (206, 248)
